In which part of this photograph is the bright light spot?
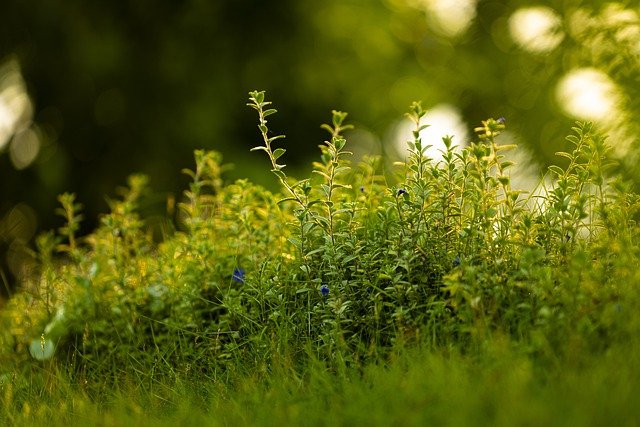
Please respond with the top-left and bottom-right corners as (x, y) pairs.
(393, 103), (468, 161)
(556, 68), (621, 122)
(9, 128), (40, 169)
(0, 59), (37, 168)
(412, 0), (478, 38)
(509, 6), (564, 53)
(29, 336), (56, 361)
(0, 102), (14, 150)
(500, 137), (541, 193)
(0, 87), (31, 151)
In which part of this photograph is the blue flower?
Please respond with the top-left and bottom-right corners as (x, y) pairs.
(320, 284), (329, 296)
(397, 188), (407, 196)
(452, 256), (461, 267)
(232, 267), (245, 284)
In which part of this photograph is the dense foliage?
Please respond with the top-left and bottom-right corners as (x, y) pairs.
(2, 93), (638, 405)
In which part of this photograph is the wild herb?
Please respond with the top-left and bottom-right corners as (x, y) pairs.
(1, 92), (639, 424)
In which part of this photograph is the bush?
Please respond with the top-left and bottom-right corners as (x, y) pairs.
(1, 92), (639, 390)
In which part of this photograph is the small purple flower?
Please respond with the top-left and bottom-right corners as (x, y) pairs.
(232, 267), (245, 284)
(397, 188), (407, 196)
(497, 117), (506, 124)
(320, 284), (329, 296)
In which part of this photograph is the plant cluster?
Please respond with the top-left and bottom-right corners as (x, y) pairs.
(1, 92), (639, 392)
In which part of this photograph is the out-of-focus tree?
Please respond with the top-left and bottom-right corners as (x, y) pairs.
(1, 0), (639, 294)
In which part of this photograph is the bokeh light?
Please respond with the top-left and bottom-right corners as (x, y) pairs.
(0, 58), (40, 169)
(393, 103), (468, 160)
(556, 68), (622, 123)
(508, 6), (564, 54)
(411, 0), (478, 38)
(9, 128), (41, 170)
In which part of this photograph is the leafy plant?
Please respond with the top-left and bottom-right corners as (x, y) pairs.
(0, 92), (638, 406)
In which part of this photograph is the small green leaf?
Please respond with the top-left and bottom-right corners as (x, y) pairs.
(278, 196), (298, 204)
(252, 91), (265, 104)
(312, 170), (331, 181)
(273, 148), (286, 160)
(268, 135), (286, 143)
(555, 151), (573, 160)
(500, 161), (514, 169)
(548, 165), (564, 177)
(498, 176), (510, 186)
(287, 237), (302, 248)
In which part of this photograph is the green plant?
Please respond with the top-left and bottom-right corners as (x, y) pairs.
(0, 92), (638, 427)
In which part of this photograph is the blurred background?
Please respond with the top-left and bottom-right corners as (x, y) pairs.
(1, 0), (639, 296)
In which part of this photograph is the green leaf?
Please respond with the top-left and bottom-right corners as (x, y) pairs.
(495, 144), (517, 151)
(306, 248), (325, 256)
(287, 237), (301, 248)
(555, 151), (573, 160)
(302, 222), (316, 234)
(299, 265), (311, 275)
(498, 176), (510, 186)
(272, 170), (287, 180)
(268, 135), (286, 143)
(312, 170), (331, 181)
(548, 165), (564, 177)
(252, 91), (265, 104)
(273, 148), (286, 160)
(320, 124), (333, 134)
(263, 108), (277, 117)
(500, 161), (514, 170)
(277, 196), (298, 204)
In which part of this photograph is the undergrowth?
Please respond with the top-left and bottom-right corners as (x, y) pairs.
(1, 91), (639, 424)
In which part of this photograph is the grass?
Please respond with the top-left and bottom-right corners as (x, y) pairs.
(1, 91), (639, 425)
(3, 339), (640, 426)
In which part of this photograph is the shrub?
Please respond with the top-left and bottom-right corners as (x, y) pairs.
(1, 92), (638, 388)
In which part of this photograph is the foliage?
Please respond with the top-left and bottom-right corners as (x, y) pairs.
(1, 91), (640, 423)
